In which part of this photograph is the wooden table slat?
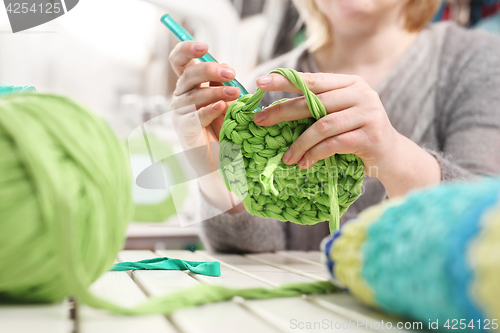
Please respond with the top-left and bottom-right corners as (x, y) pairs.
(1, 250), (415, 333)
(0, 301), (70, 333)
(79, 271), (177, 333)
(247, 297), (373, 333)
(196, 251), (317, 285)
(276, 251), (323, 266)
(118, 250), (284, 332)
(310, 294), (421, 333)
(244, 253), (330, 281)
(170, 301), (282, 333)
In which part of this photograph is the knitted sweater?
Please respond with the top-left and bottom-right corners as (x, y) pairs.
(200, 22), (500, 252)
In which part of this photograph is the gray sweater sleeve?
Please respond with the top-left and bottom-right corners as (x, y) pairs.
(433, 27), (500, 181)
(200, 194), (286, 253)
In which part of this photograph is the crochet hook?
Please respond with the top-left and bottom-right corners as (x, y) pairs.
(161, 13), (242, 208)
(161, 14), (249, 98)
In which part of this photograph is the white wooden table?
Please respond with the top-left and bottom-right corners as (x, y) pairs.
(0, 251), (420, 333)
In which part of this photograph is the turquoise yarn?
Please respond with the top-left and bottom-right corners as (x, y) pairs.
(0, 84), (36, 96)
(324, 178), (500, 331)
(444, 188), (500, 327)
(361, 180), (500, 329)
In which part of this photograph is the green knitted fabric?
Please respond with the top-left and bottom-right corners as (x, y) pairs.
(219, 68), (364, 232)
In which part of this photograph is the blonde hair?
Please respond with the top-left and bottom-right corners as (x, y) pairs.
(292, 0), (442, 51)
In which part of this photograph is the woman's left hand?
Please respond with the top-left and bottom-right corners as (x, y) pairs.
(254, 72), (396, 174)
(253, 72), (441, 197)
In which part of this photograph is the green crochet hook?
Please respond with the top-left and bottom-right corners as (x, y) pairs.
(161, 14), (249, 98)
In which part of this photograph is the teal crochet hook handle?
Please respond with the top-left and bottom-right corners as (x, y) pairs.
(161, 14), (249, 98)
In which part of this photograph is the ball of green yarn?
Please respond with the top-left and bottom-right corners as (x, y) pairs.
(0, 93), (133, 303)
(219, 68), (364, 232)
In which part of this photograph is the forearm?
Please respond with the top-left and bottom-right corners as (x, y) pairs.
(200, 189), (286, 253)
(199, 173), (246, 214)
(377, 133), (442, 198)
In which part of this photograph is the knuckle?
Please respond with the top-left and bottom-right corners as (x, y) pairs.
(364, 89), (380, 101)
(304, 73), (320, 90)
(297, 97), (309, 111)
(170, 42), (185, 63)
(368, 126), (384, 144)
(185, 89), (198, 106)
(315, 117), (331, 135)
(268, 102), (283, 123)
(339, 133), (358, 148)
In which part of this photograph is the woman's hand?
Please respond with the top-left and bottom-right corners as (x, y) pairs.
(169, 41), (240, 151)
(168, 41), (245, 213)
(253, 72), (441, 198)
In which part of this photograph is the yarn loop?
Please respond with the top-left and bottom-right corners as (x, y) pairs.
(219, 68), (364, 231)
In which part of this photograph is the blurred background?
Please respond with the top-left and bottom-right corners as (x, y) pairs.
(1, 0), (498, 251)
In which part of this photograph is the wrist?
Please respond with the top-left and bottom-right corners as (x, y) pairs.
(199, 174), (246, 214)
(375, 133), (441, 198)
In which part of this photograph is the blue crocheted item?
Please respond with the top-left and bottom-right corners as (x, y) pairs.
(445, 183), (500, 329)
(361, 179), (500, 328)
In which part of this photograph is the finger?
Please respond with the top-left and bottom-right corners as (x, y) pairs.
(175, 100), (227, 138)
(169, 41), (208, 77)
(256, 72), (358, 94)
(175, 62), (236, 96)
(198, 100), (227, 128)
(297, 129), (363, 169)
(282, 107), (365, 165)
(211, 112), (226, 139)
(173, 86), (240, 110)
(254, 87), (356, 126)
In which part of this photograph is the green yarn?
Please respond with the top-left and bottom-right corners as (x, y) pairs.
(112, 256), (221, 277)
(219, 68), (364, 232)
(0, 93), (133, 303)
(0, 90), (338, 316)
(84, 280), (339, 316)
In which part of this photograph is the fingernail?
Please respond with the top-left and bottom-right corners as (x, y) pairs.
(224, 87), (238, 95)
(257, 75), (272, 85)
(283, 150), (292, 163)
(212, 101), (221, 110)
(253, 112), (266, 123)
(220, 68), (235, 79)
(192, 43), (206, 52)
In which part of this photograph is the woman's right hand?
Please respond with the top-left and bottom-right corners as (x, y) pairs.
(169, 41), (240, 151)
(169, 41), (245, 213)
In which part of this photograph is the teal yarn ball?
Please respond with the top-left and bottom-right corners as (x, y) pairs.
(0, 93), (133, 303)
(324, 178), (500, 331)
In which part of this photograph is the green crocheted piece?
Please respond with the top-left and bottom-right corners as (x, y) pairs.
(218, 68), (364, 232)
